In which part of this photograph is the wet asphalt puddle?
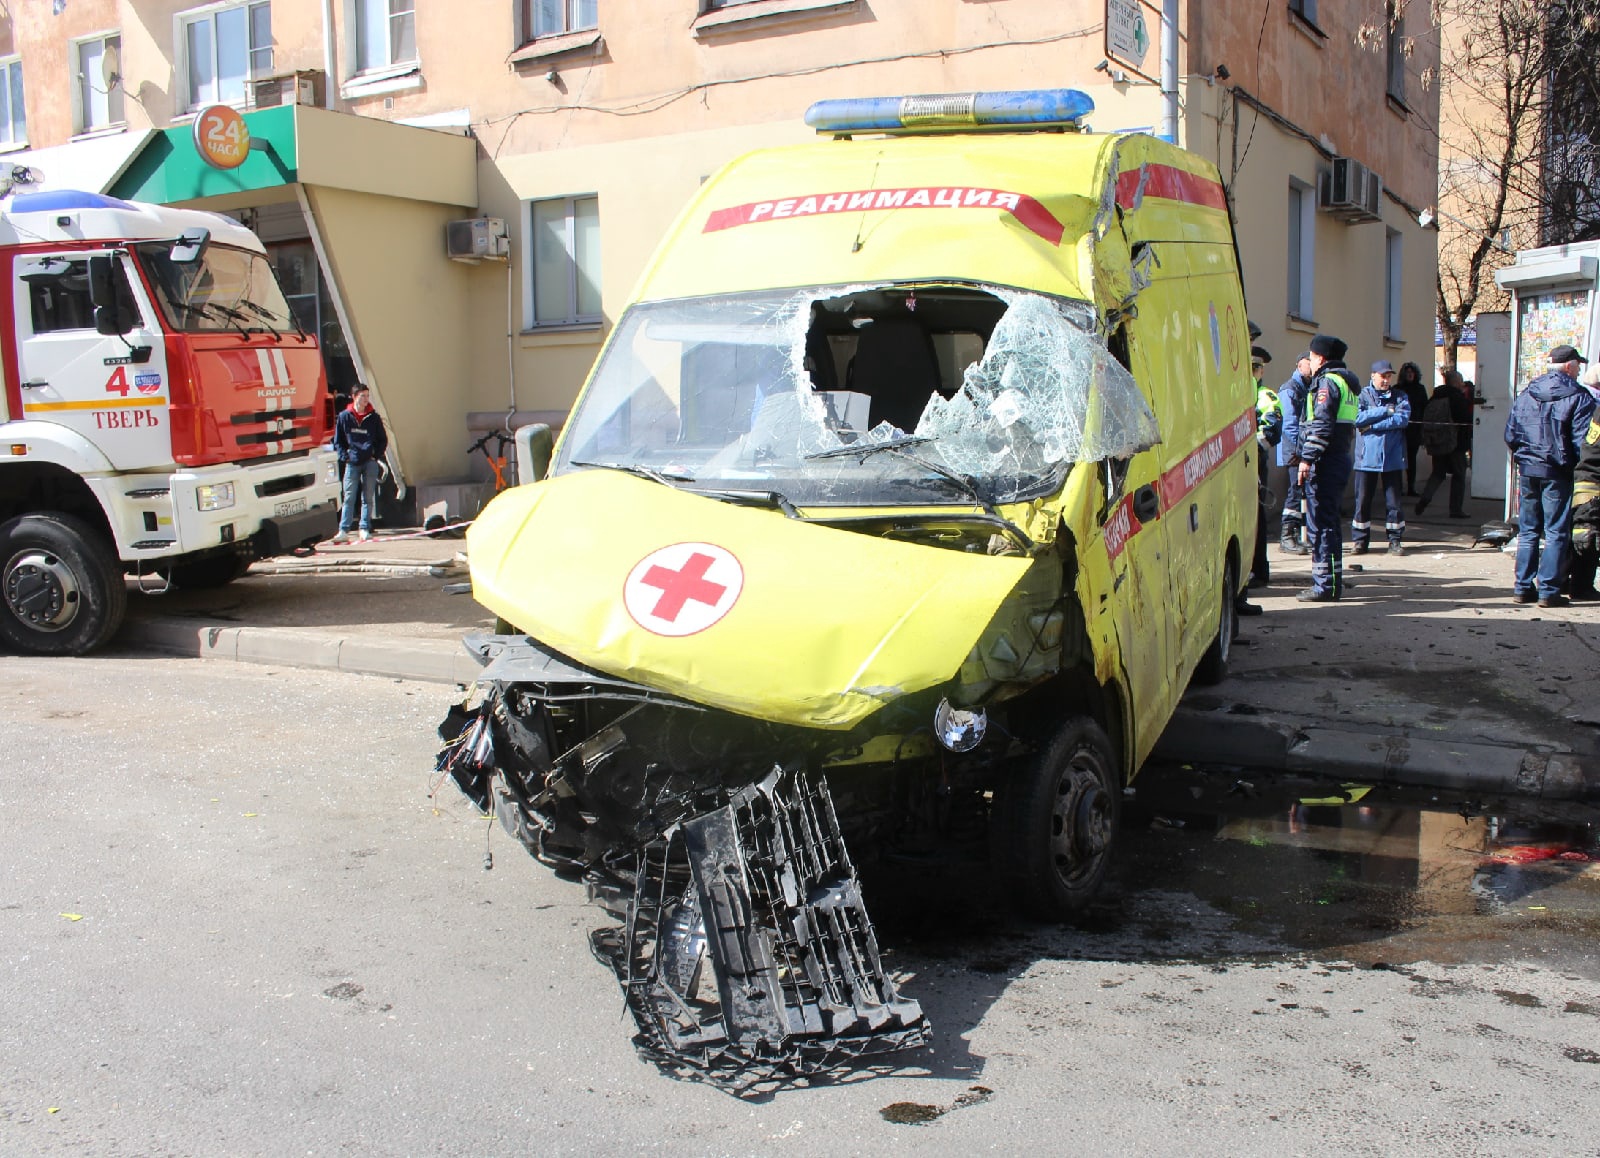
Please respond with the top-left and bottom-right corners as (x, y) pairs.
(871, 805), (1600, 977)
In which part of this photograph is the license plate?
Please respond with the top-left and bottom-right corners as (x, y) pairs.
(274, 497), (307, 518)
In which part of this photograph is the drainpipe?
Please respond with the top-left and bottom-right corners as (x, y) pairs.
(322, 0), (336, 109)
(1159, 0), (1179, 143)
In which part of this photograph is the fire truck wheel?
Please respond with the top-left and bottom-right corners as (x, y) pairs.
(0, 513), (127, 656)
(1192, 554), (1238, 686)
(991, 716), (1120, 919)
(165, 554), (251, 589)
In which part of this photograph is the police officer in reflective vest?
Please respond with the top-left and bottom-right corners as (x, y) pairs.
(1295, 334), (1360, 601)
(1247, 345), (1281, 601)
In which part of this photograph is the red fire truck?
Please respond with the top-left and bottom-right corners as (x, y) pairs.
(0, 166), (340, 655)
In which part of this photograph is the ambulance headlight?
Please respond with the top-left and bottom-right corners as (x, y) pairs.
(196, 482), (236, 512)
(934, 698), (987, 753)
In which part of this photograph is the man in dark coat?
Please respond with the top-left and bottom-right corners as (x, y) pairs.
(1504, 346), (1597, 608)
(1295, 334), (1360, 602)
(332, 385), (389, 543)
(1415, 369), (1473, 518)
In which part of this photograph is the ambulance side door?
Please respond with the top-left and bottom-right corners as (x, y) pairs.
(13, 250), (171, 471)
(1087, 323), (1176, 747)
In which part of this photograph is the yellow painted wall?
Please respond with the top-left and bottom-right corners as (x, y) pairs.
(304, 184), (477, 483)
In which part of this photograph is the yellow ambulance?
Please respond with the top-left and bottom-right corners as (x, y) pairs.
(441, 90), (1257, 1085)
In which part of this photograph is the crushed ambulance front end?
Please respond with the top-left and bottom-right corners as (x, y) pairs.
(437, 92), (1170, 1089)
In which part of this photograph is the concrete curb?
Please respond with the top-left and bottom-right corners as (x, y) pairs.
(121, 616), (484, 687)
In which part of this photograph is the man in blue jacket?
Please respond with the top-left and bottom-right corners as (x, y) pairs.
(1295, 335), (1360, 602)
(331, 385), (389, 543)
(1351, 360), (1411, 555)
(1504, 345), (1597, 608)
(1276, 352), (1313, 555)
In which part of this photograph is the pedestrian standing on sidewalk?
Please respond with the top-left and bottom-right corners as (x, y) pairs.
(1276, 351), (1313, 555)
(1504, 345), (1596, 608)
(1295, 335), (1360, 602)
(1242, 346), (1279, 612)
(1351, 360), (1411, 555)
(1396, 361), (1429, 495)
(1415, 370), (1472, 519)
(1568, 391), (1600, 602)
(332, 385), (388, 544)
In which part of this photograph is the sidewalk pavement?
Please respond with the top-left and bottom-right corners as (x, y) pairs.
(117, 529), (495, 687)
(113, 499), (1600, 798)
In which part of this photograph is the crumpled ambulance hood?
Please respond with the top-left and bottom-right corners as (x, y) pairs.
(467, 470), (1032, 730)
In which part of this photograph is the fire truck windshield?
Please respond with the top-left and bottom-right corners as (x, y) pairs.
(134, 241), (297, 335)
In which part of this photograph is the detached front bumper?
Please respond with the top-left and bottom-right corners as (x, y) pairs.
(436, 637), (929, 1091)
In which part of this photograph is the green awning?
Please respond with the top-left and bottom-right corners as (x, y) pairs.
(111, 106), (298, 203)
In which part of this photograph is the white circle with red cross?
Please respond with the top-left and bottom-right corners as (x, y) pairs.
(623, 541), (745, 637)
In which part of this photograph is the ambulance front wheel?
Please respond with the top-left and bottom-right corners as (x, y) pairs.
(991, 716), (1120, 919)
(1192, 554), (1238, 686)
(0, 513), (127, 656)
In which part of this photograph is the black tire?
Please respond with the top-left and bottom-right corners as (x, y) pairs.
(165, 554), (251, 589)
(991, 717), (1121, 919)
(0, 513), (126, 656)
(1192, 554), (1237, 686)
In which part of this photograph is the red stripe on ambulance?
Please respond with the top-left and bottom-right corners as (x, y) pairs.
(1115, 165), (1229, 213)
(1106, 406), (1254, 560)
(702, 187), (1066, 245)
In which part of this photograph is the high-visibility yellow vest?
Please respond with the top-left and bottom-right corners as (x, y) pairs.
(1304, 373), (1359, 423)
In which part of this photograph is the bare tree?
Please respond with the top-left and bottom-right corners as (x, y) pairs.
(1428, 0), (1600, 369)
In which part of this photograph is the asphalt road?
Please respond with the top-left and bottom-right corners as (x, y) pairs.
(3, 656), (1599, 1156)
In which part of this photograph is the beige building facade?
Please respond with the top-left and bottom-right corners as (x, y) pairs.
(0, 1), (1439, 510)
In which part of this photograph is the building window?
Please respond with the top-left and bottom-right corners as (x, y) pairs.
(1287, 180), (1315, 321)
(522, 0), (597, 39)
(76, 34), (124, 133)
(1385, 0), (1406, 106)
(0, 57), (25, 147)
(182, 3), (272, 110)
(356, 0), (417, 72)
(1289, 0), (1317, 25)
(703, 0), (766, 8)
(527, 196), (601, 328)
(1384, 228), (1402, 339)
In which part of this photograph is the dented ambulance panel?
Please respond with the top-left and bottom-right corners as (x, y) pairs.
(468, 469), (1032, 730)
(442, 98), (1259, 1089)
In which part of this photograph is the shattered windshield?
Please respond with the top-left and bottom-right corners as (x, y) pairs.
(554, 283), (1160, 506)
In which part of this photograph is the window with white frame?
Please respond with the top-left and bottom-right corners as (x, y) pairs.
(0, 57), (25, 147)
(527, 196), (601, 328)
(182, 3), (272, 110)
(1384, 228), (1402, 339)
(76, 34), (124, 133)
(521, 0), (597, 40)
(1287, 180), (1315, 321)
(355, 0), (417, 73)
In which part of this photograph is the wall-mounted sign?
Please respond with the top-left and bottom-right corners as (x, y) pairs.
(1106, 0), (1155, 77)
(192, 105), (251, 170)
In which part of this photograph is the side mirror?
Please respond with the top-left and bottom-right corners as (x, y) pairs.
(514, 423), (554, 485)
(88, 255), (135, 336)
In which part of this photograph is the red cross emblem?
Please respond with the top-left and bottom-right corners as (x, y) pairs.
(624, 542), (744, 637)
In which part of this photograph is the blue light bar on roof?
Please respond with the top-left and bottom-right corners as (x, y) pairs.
(804, 89), (1095, 134)
(9, 190), (136, 213)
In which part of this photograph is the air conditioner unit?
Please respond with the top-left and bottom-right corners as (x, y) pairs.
(1319, 156), (1383, 223)
(252, 70), (323, 109)
(446, 217), (510, 263)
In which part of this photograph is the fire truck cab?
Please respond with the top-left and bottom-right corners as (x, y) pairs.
(0, 168), (340, 655)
